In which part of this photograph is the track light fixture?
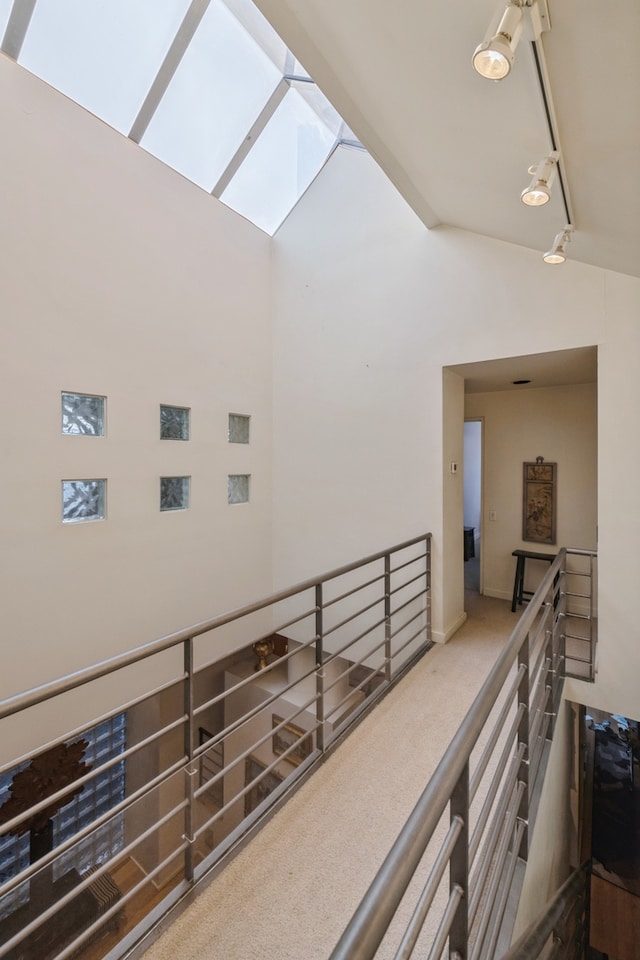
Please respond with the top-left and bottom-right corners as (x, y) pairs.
(473, 0), (550, 80)
(521, 152), (559, 206)
(472, 1), (524, 80)
(543, 225), (573, 264)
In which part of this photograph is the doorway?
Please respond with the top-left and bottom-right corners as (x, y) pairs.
(464, 419), (482, 593)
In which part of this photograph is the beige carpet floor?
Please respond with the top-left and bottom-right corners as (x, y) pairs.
(142, 590), (517, 960)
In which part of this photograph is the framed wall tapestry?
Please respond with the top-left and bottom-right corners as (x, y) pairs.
(523, 458), (557, 544)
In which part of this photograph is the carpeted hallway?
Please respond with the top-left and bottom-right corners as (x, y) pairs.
(142, 590), (516, 960)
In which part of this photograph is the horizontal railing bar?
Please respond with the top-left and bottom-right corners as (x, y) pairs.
(528, 611), (551, 666)
(0, 752), (188, 898)
(0, 712), (188, 839)
(426, 883), (465, 960)
(394, 816), (465, 960)
(529, 712), (552, 790)
(389, 551), (427, 576)
(323, 616), (387, 665)
(322, 642), (387, 700)
(389, 570), (426, 596)
(469, 713), (524, 864)
(322, 572), (386, 609)
(324, 655), (388, 720)
(469, 778), (525, 960)
(193, 701), (318, 802)
(390, 624), (429, 662)
(529, 686), (551, 751)
(390, 589), (424, 620)
(193, 637), (318, 717)
(322, 596), (385, 639)
(530, 669), (552, 721)
(498, 862), (590, 960)
(469, 666), (525, 801)
(329, 552), (565, 960)
(51, 841), (190, 960)
(483, 818), (526, 960)
(0, 533), (431, 721)
(195, 605), (318, 680)
(469, 757), (525, 927)
(0, 674), (183, 779)
(0, 798), (188, 958)
(198, 681), (320, 759)
(389, 605), (425, 641)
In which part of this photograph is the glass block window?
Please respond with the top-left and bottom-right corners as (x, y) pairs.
(160, 405), (190, 440)
(53, 715), (126, 877)
(228, 474), (250, 504)
(160, 476), (190, 511)
(62, 392), (105, 436)
(228, 413), (250, 444)
(0, 714), (126, 918)
(62, 479), (106, 523)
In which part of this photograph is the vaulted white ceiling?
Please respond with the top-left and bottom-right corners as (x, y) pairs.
(253, 0), (640, 278)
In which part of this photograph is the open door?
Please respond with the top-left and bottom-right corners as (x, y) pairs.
(463, 419), (482, 593)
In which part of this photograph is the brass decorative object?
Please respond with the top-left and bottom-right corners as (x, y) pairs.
(252, 637), (274, 671)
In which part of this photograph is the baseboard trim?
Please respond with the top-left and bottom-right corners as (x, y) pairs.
(432, 610), (467, 644)
(483, 588), (513, 602)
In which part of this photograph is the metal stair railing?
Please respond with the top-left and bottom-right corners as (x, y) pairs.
(329, 546), (597, 960)
(498, 861), (590, 960)
(0, 533), (432, 960)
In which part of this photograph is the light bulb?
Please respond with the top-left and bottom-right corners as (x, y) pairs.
(521, 182), (551, 206)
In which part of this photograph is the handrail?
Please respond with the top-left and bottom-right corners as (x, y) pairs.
(0, 532), (431, 721)
(498, 861), (590, 960)
(0, 532), (433, 960)
(330, 549), (567, 960)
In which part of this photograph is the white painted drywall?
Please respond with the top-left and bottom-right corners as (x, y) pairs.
(272, 145), (640, 720)
(0, 58), (273, 755)
(465, 383), (597, 602)
(511, 699), (574, 940)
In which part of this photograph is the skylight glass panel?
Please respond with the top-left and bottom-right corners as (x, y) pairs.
(221, 84), (338, 234)
(222, 0), (287, 72)
(141, 0), (282, 191)
(18, 0), (191, 134)
(0, 1), (12, 40)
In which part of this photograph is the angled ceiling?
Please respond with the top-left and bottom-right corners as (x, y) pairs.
(252, 0), (640, 277)
(450, 345), (597, 394)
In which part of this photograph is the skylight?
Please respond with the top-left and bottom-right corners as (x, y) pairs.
(0, 0), (361, 235)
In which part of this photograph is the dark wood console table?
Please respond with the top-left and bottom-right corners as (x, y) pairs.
(511, 549), (556, 612)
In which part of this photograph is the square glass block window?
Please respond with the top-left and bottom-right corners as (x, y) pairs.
(228, 474), (250, 504)
(62, 480), (106, 523)
(160, 476), (190, 511)
(160, 405), (190, 440)
(61, 392), (105, 436)
(228, 414), (250, 444)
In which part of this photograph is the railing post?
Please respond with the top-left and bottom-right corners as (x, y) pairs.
(544, 596), (557, 742)
(449, 762), (469, 959)
(183, 636), (196, 883)
(384, 553), (392, 684)
(315, 583), (325, 753)
(425, 535), (432, 642)
(516, 633), (530, 861)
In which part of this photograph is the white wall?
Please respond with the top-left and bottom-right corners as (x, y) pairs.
(465, 383), (597, 602)
(511, 699), (574, 940)
(272, 145), (640, 717)
(0, 58), (273, 751)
